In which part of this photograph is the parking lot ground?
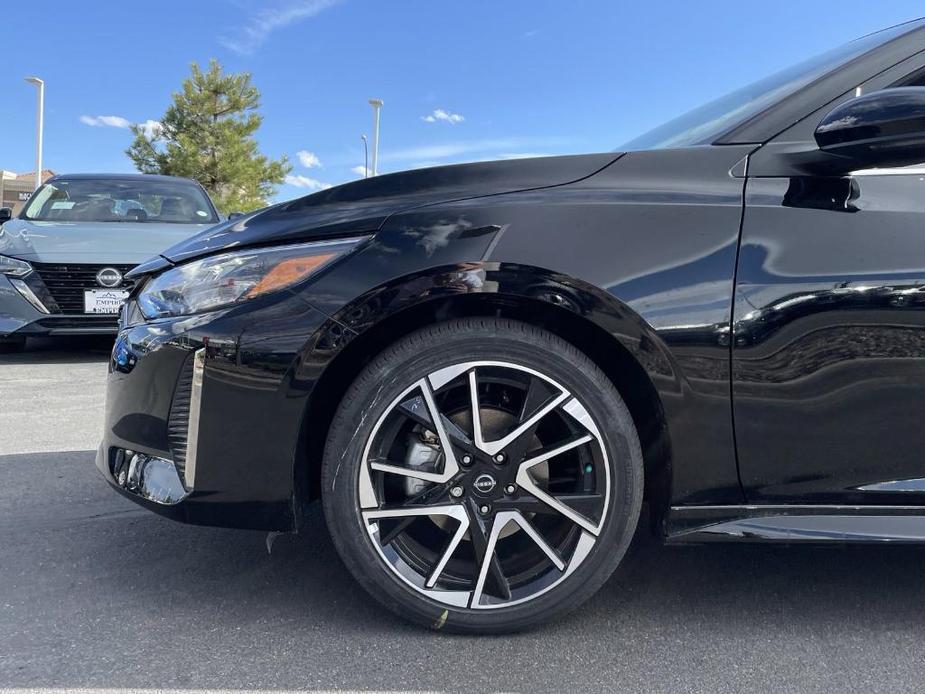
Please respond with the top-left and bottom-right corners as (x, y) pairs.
(2, 338), (925, 693)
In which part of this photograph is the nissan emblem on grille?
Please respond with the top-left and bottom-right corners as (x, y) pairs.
(96, 267), (123, 288)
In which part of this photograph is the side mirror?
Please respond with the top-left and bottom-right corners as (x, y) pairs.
(815, 87), (925, 169)
(0, 208), (12, 225)
(227, 211), (244, 220)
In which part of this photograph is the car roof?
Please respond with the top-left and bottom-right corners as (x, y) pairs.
(47, 173), (201, 185)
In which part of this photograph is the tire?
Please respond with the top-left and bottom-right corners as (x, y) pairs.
(322, 318), (643, 633)
(0, 336), (26, 354)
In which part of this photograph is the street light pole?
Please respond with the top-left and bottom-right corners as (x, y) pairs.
(25, 77), (44, 191)
(368, 98), (383, 176)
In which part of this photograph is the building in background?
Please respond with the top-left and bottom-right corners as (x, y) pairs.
(0, 170), (55, 214)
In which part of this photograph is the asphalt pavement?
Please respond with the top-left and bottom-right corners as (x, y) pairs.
(2, 337), (925, 693)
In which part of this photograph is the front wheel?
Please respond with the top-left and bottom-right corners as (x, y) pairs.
(322, 318), (643, 633)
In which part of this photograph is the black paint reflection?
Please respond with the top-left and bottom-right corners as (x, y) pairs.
(311, 146), (755, 504)
(734, 173), (925, 504)
(783, 176), (860, 212)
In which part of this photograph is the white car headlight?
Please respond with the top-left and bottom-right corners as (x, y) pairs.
(0, 254), (33, 277)
(137, 237), (368, 319)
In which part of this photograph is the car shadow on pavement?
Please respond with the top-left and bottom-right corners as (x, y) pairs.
(0, 335), (113, 365)
(3, 451), (925, 692)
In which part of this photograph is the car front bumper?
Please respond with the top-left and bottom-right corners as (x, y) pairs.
(0, 268), (128, 337)
(95, 290), (351, 531)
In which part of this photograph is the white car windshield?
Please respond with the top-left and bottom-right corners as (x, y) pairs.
(22, 177), (218, 224)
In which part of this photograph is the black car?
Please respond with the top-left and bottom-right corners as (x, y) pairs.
(97, 19), (925, 632)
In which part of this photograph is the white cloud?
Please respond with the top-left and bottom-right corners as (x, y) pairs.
(285, 174), (332, 191)
(80, 115), (130, 128)
(79, 115), (164, 140)
(138, 119), (164, 139)
(220, 0), (341, 55)
(297, 150), (322, 168)
(351, 165), (371, 178)
(422, 108), (465, 125)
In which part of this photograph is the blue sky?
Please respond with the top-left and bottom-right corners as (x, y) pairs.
(1, 1), (923, 202)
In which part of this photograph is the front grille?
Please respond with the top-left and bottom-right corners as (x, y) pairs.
(167, 353), (196, 484)
(31, 262), (136, 315)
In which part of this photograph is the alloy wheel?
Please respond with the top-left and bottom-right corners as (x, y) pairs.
(358, 360), (611, 610)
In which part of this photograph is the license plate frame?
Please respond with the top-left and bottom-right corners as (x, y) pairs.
(83, 289), (129, 314)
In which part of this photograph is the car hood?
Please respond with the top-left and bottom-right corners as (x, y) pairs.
(159, 153), (620, 264)
(0, 219), (214, 264)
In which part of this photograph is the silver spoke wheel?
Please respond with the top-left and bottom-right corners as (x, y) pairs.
(358, 360), (611, 610)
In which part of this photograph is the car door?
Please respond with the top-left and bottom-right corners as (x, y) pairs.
(733, 55), (925, 504)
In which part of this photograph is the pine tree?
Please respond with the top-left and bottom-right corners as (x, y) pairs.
(126, 60), (290, 213)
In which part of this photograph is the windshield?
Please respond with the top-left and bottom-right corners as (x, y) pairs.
(622, 21), (922, 151)
(22, 177), (218, 224)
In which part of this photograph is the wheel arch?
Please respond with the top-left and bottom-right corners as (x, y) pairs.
(297, 262), (676, 527)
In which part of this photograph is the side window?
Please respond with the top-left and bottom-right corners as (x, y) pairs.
(770, 55), (925, 147)
(892, 68), (925, 87)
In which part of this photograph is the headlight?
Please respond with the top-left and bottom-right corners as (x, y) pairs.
(137, 237), (367, 319)
(0, 254), (33, 277)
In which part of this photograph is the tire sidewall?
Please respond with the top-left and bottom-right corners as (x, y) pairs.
(322, 319), (643, 633)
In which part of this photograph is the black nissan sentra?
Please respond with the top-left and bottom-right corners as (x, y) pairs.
(100, 19), (925, 632)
